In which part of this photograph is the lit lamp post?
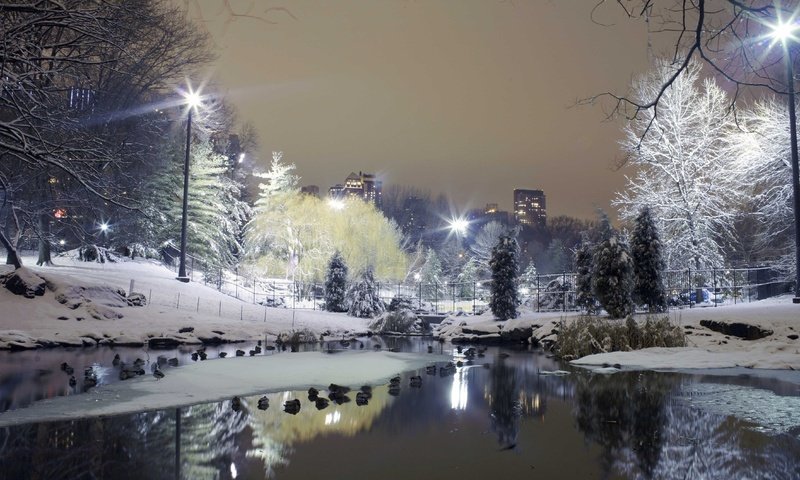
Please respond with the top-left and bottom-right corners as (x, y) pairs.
(769, 20), (800, 303)
(177, 89), (202, 283)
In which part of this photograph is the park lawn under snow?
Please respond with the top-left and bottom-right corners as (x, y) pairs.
(434, 295), (800, 371)
(0, 254), (369, 350)
(0, 351), (442, 427)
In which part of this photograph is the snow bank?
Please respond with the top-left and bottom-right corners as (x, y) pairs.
(0, 351), (444, 427)
(0, 256), (371, 349)
(572, 346), (800, 371)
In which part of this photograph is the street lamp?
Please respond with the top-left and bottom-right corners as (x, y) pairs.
(448, 217), (469, 237)
(177, 87), (202, 282)
(769, 20), (800, 303)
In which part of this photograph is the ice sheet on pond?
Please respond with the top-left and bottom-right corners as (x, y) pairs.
(0, 351), (443, 427)
(676, 382), (800, 437)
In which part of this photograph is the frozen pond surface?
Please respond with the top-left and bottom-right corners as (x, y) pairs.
(0, 337), (799, 479)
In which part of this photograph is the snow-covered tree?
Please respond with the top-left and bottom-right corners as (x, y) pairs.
(520, 262), (538, 290)
(489, 234), (519, 320)
(419, 248), (444, 300)
(728, 97), (797, 275)
(615, 60), (740, 270)
(574, 235), (595, 314)
(254, 151), (299, 197)
(631, 207), (667, 312)
(140, 137), (249, 267)
(541, 238), (569, 274)
(456, 257), (479, 297)
(347, 267), (385, 318)
(470, 221), (506, 275)
(592, 232), (634, 319)
(324, 251), (348, 312)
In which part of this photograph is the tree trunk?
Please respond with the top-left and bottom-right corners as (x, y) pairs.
(0, 230), (22, 269)
(36, 212), (52, 266)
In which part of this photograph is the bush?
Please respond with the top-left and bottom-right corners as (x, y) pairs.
(369, 310), (424, 334)
(388, 295), (414, 312)
(277, 328), (317, 346)
(556, 315), (685, 360)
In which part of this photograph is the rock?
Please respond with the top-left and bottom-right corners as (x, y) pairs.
(57, 316), (69, 321)
(789, 334), (799, 340)
(178, 327), (195, 334)
(148, 338), (181, 349)
(2, 268), (46, 298)
(126, 292), (147, 307)
(699, 320), (773, 340)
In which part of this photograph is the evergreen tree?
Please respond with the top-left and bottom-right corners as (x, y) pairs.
(419, 248), (444, 300)
(456, 257), (479, 297)
(347, 267), (385, 318)
(575, 235), (596, 314)
(324, 251), (348, 312)
(631, 206), (667, 312)
(592, 232), (635, 319)
(489, 234), (519, 320)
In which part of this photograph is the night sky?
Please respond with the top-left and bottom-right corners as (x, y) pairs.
(186, 1), (651, 219)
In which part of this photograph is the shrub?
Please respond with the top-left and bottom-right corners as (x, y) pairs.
(556, 315), (685, 360)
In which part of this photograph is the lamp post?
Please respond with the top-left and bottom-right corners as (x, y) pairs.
(770, 21), (800, 303)
(177, 90), (201, 282)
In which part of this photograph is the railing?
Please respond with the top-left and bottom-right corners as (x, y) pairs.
(166, 255), (793, 315)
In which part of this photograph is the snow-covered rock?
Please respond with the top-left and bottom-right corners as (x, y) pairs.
(1, 268), (46, 298)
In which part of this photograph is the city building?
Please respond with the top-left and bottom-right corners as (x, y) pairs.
(466, 203), (511, 227)
(513, 189), (546, 228)
(300, 185), (320, 198)
(328, 171), (382, 207)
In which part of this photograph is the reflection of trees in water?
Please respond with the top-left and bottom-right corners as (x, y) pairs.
(573, 373), (800, 479)
(246, 388), (390, 477)
(573, 373), (675, 478)
(488, 360), (520, 449)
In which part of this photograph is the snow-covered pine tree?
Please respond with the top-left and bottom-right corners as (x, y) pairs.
(489, 234), (519, 321)
(419, 248), (444, 300)
(631, 206), (667, 313)
(591, 232), (635, 319)
(324, 251), (348, 312)
(520, 262), (538, 291)
(456, 257), (479, 297)
(574, 234), (595, 314)
(346, 267), (386, 318)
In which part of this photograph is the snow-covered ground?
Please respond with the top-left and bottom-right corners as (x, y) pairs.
(434, 296), (800, 371)
(0, 254), (369, 350)
(2, 254), (799, 372)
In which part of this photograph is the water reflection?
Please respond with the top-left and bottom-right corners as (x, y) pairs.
(1, 340), (799, 479)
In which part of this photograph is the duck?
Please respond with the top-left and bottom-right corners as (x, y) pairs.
(133, 358), (145, 367)
(425, 365), (437, 375)
(283, 399), (301, 414)
(360, 385), (373, 396)
(388, 385), (401, 396)
(427, 345), (434, 353)
(231, 396), (242, 412)
(84, 375), (97, 389)
(257, 396), (270, 410)
(373, 344), (382, 351)
(153, 367), (165, 381)
(456, 345), (463, 354)
(191, 352), (199, 361)
(218, 352), (227, 358)
(355, 392), (369, 406)
(315, 397), (330, 410)
(389, 376), (401, 386)
(112, 354), (121, 366)
(198, 351), (207, 361)
(308, 387), (319, 401)
(235, 349), (245, 357)
(257, 339), (263, 346)
(249, 350), (256, 356)
(409, 376), (422, 388)
(68, 376), (76, 387)
(60, 362), (74, 375)
(254, 345), (262, 354)
(167, 357), (179, 367)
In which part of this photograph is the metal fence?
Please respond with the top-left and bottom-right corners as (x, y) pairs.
(167, 255), (793, 315)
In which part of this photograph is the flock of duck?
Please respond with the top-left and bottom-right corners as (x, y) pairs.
(58, 340), (496, 411)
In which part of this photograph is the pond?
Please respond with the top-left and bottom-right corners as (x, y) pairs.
(0, 338), (798, 479)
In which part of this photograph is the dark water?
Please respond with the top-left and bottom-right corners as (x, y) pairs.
(0, 338), (799, 480)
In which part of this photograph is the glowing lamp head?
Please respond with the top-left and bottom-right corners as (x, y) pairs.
(238, 153), (246, 164)
(414, 273), (421, 281)
(59, 239), (65, 246)
(770, 20), (799, 43)
(99, 222), (109, 232)
(184, 90), (202, 109)
(449, 217), (469, 236)
(328, 198), (345, 210)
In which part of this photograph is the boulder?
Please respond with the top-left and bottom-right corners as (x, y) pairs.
(699, 320), (773, 340)
(126, 292), (147, 307)
(2, 268), (46, 298)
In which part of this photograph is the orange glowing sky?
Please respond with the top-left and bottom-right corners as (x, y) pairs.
(184, 0), (651, 219)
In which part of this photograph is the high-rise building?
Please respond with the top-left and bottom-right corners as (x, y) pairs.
(328, 171), (382, 207)
(513, 189), (546, 228)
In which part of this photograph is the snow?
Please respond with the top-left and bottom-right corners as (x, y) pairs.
(0, 350), (443, 427)
(0, 254), (370, 350)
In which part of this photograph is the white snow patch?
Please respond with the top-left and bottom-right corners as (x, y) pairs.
(0, 351), (443, 427)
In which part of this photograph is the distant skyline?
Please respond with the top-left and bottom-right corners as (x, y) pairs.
(185, 0), (652, 219)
